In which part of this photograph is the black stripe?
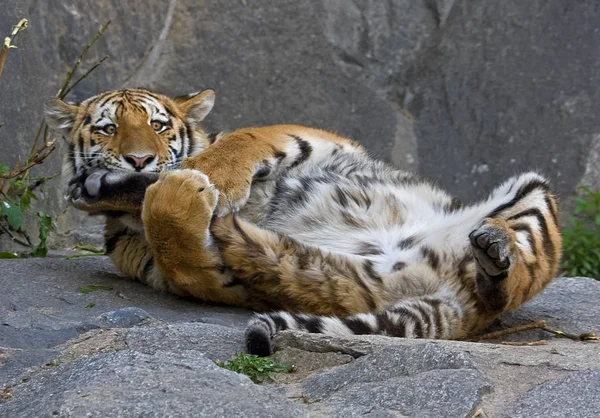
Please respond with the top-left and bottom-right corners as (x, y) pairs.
(376, 312), (405, 337)
(507, 208), (554, 261)
(141, 257), (154, 283)
(487, 178), (549, 218)
(207, 132), (219, 144)
(334, 187), (349, 207)
(254, 160), (272, 180)
(511, 223), (537, 256)
(83, 115), (92, 126)
(394, 306), (424, 338)
(347, 265), (377, 311)
(105, 230), (127, 255)
(398, 236), (418, 249)
(544, 194), (559, 227)
(421, 247), (440, 270)
(294, 315), (323, 333)
(423, 298), (443, 338)
(271, 314), (290, 331)
(342, 317), (375, 335)
(445, 198), (463, 212)
(288, 135), (312, 169)
(412, 303), (434, 337)
(363, 260), (382, 282)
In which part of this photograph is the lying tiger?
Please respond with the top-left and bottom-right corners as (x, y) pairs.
(45, 88), (561, 356)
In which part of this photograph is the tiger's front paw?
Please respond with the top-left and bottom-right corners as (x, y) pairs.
(142, 169), (219, 251)
(469, 218), (516, 278)
(67, 170), (159, 214)
(180, 156), (251, 217)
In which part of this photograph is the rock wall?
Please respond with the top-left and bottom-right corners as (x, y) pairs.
(1, 0), (599, 249)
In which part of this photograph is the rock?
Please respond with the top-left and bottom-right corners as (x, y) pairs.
(1, 257), (599, 417)
(125, 322), (245, 362)
(301, 344), (491, 418)
(320, 369), (490, 418)
(0, 350), (308, 418)
(96, 307), (152, 328)
(508, 370), (600, 418)
(1, 1), (598, 251)
(301, 345), (477, 401)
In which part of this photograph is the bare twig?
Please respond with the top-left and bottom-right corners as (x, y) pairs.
(463, 320), (548, 342)
(28, 20), (111, 160)
(61, 55), (108, 98)
(501, 340), (548, 346)
(0, 18), (28, 81)
(542, 326), (600, 341)
(0, 222), (30, 247)
(56, 21), (111, 99)
(0, 140), (56, 179)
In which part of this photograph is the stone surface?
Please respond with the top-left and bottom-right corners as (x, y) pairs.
(1, 1), (599, 251)
(1, 257), (599, 417)
(508, 370), (600, 418)
(1, 350), (309, 418)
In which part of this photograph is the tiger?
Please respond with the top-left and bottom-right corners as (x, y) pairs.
(44, 88), (562, 357)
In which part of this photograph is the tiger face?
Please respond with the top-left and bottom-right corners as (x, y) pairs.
(44, 88), (215, 177)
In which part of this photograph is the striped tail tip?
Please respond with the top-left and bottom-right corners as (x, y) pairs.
(245, 315), (275, 357)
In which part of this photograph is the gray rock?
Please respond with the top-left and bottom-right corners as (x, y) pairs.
(301, 344), (490, 417)
(302, 344), (476, 401)
(323, 369), (491, 418)
(508, 370), (600, 418)
(96, 307), (151, 328)
(0, 350), (308, 418)
(126, 322), (245, 361)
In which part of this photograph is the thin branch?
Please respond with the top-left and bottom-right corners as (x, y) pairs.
(28, 21), (111, 158)
(542, 326), (600, 341)
(0, 222), (31, 247)
(501, 340), (548, 346)
(462, 320), (547, 342)
(0, 18), (28, 81)
(61, 55), (108, 98)
(0, 141), (56, 179)
(56, 20), (111, 100)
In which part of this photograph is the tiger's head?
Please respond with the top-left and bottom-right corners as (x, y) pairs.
(44, 88), (215, 177)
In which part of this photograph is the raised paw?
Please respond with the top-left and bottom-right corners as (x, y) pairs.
(66, 170), (159, 214)
(469, 218), (515, 278)
(142, 169), (219, 251)
(180, 155), (251, 217)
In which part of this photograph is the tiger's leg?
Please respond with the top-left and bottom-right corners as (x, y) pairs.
(181, 125), (365, 215)
(103, 216), (187, 295)
(140, 169), (269, 310)
(466, 172), (561, 324)
(210, 213), (398, 316)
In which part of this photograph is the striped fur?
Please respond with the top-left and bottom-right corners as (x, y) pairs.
(46, 89), (562, 357)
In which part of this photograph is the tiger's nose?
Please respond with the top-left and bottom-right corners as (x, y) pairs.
(124, 154), (155, 170)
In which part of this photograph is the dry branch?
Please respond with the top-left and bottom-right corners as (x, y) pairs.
(463, 320), (548, 342)
(0, 18), (28, 81)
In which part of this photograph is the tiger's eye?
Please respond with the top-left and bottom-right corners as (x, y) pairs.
(102, 124), (116, 135)
(152, 120), (165, 132)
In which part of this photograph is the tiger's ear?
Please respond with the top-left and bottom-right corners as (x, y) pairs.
(174, 89), (215, 124)
(44, 98), (80, 137)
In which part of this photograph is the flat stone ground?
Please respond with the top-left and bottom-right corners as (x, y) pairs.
(0, 257), (598, 418)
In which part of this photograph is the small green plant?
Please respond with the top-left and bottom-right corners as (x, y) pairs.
(561, 186), (600, 279)
(45, 359), (61, 367)
(215, 352), (293, 383)
(0, 19), (110, 257)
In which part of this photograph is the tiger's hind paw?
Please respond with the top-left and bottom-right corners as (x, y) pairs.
(469, 218), (515, 278)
